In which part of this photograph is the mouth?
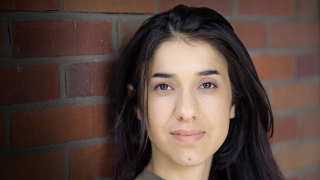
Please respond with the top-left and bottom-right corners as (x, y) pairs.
(171, 130), (205, 142)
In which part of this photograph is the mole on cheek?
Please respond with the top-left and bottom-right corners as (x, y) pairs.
(188, 158), (191, 161)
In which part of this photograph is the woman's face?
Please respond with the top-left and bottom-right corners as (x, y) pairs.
(145, 39), (235, 168)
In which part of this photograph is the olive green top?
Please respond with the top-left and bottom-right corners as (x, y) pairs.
(134, 168), (165, 180)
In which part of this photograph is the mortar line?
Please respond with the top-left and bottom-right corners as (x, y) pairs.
(247, 46), (319, 56)
(154, 0), (159, 14)
(59, 0), (64, 12)
(225, 15), (317, 22)
(266, 86), (274, 112)
(283, 164), (320, 179)
(273, 105), (320, 120)
(59, 62), (67, 98)
(318, 0), (320, 23)
(4, 112), (11, 150)
(1, 11), (318, 22)
(0, 12), (153, 22)
(0, 135), (114, 159)
(271, 134), (320, 151)
(1, 19), (11, 58)
(0, 54), (115, 66)
(64, 148), (70, 180)
(0, 95), (111, 113)
(297, 112), (302, 141)
(231, 0), (237, 15)
(261, 75), (319, 87)
(292, 52), (299, 80)
(0, 21), (2, 57)
(265, 21), (272, 48)
(294, 0), (299, 17)
(111, 20), (119, 57)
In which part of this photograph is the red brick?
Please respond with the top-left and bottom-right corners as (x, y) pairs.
(298, 0), (319, 16)
(10, 20), (112, 57)
(0, 113), (4, 150)
(237, 0), (294, 15)
(298, 53), (320, 77)
(274, 140), (320, 173)
(252, 54), (293, 81)
(11, 104), (112, 149)
(272, 82), (320, 111)
(66, 61), (115, 98)
(0, 21), (2, 57)
(271, 22), (319, 47)
(64, 0), (154, 13)
(271, 117), (297, 144)
(0, 64), (60, 105)
(231, 22), (267, 48)
(117, 22), (143, 50)
(304, 169), (320, 180)
(70, 143), (114, 180)
(0, 0), (59, 11)
(159, 0), (232, 14)
(302, 111), (320, 138)
(0, 151), (64, 180)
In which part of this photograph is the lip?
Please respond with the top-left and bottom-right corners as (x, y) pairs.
(171, 130), (205, 142)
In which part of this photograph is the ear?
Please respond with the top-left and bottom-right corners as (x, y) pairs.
(136, 108), (143, 121)
(127, 84), (143, 121)
(127, 84), (135, 98)
(230, 104), (235, 119)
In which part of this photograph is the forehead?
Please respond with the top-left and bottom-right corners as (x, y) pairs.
(150, 39), (228, 75)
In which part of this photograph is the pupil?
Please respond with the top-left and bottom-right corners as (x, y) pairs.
(204, 83), (210, 88)
(161, 84), (167, 90)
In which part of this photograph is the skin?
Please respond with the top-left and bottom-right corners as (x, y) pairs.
(129, 39), (235, 180)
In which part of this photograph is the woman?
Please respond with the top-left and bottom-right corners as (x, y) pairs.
(110, 4), (284, 180)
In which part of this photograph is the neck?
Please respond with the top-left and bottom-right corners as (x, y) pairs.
(146, 153), (212, 180)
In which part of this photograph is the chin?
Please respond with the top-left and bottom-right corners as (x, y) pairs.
(170, 152), (213, 167)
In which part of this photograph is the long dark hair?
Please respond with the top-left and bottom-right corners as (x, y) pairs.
(110, 4), (284, 180)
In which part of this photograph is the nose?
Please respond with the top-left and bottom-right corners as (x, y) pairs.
(174, 89), (199, 121)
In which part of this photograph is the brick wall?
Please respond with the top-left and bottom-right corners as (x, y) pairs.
(0, 0), (319, 180)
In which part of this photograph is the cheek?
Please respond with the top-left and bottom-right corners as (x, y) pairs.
(148, 96), (173, 119)
(147, 95), (175, 134)
(199, 92), (232, 131)
(200, 91), (232, 114)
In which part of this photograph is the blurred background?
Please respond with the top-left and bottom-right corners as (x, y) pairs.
(0, 0), (319, 180)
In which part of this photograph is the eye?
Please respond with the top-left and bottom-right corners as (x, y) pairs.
(155, 83), (173, 90)
(200, 82), (217, 89)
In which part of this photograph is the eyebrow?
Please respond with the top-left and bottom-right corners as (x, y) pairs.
(152, 70), (219, 78)
(152, 73), (175, 78)
(197, 70), (219, 76)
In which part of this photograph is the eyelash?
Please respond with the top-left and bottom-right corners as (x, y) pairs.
(154, 83), (173, 90)
(199, 82), (218, 89)
(154, 82), (217, 91)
